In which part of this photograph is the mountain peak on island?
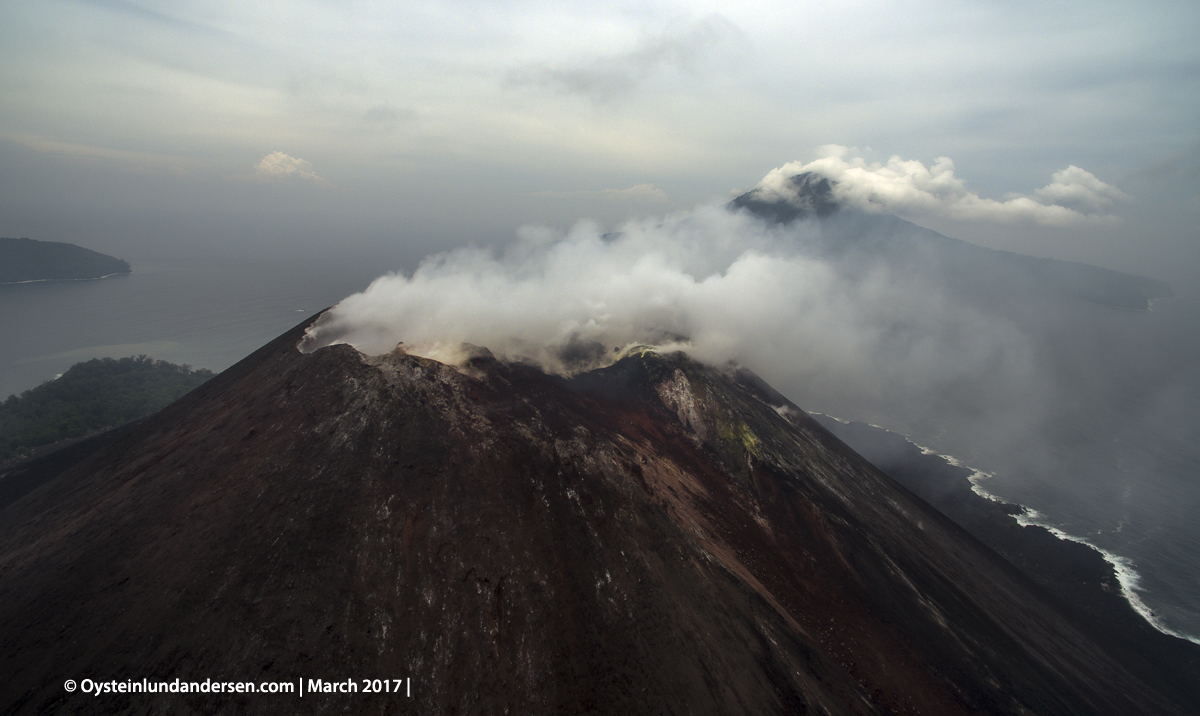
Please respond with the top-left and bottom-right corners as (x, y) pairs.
(0, 314), (1187, 714)
(730, 170), (841, 223)
(726, 168), (1172, 311)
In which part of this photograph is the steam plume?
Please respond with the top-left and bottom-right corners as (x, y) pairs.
(302, 203), (1043, 430)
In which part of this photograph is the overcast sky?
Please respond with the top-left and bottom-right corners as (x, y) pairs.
(2, 0), (1197, 295)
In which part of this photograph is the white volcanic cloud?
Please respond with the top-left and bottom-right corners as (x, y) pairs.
(302, 206), (1041, 424)
(754, 146), (1128, 226)
(253, 152), (328, 183)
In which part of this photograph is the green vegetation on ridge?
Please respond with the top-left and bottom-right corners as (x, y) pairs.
(0, 356), (213, 461)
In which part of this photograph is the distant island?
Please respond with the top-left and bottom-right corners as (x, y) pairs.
(0, 356), (213, 462)
(0, 237), (131, 283)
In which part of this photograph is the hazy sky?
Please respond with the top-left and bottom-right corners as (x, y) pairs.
(2, 0), (1197, 295)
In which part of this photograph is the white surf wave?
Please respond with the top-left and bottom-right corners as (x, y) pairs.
(0, 272), (128, 285)
(1014, 507), (1200, 646)
(811, 412), (1200, 646)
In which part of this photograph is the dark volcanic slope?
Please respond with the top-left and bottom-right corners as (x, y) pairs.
(0, 237), (131, 283)
(0, 317), (1183, 715)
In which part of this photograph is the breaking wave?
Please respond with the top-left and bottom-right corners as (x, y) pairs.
(817, 413), (1200, 646)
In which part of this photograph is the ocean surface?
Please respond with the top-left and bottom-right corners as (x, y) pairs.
(820, 412), (1200, 647)
(2, 254), (1198, 644)
(975, 300), (1200, 645)
(805, 297), (1200, 645)
(0, 255), (381, 401)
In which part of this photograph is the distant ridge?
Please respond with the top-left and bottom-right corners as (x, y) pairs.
(730, 171), (1174, 311)
(0, 237), (131, 284)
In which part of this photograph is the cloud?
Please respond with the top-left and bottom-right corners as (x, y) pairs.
(301, 205), (1041, 422)
(362, 105), (416, 127)
(74, 0), (230, 36)
(1033, 166), (1131, 213)
(751, 146), (1129, 226)
(253, 152), (329, 184)
(506, 15), (746, 101)
(3, 131), (196, 175)
(535, 183), (669, 203)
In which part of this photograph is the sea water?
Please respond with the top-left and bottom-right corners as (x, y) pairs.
(0, 254), (379, 400)
(811, 298), (1200, 645)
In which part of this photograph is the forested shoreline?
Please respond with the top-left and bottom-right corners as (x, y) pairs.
(1, 356), (213, 461)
